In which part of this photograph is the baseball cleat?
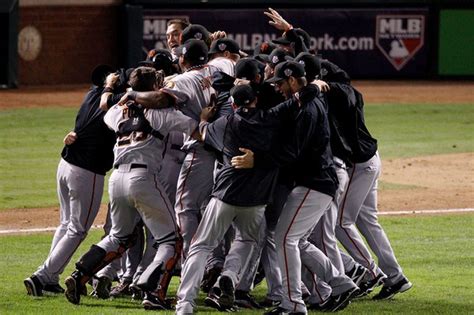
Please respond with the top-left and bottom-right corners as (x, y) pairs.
(109, 279), (132, 298)
(64, 275), (82, 305)
(263, 306), (305, 315)
(200, 266), (222, 293)
(90, 276), (112, 299)
(234, 290), (262, 309)
(327, 287), (360, 312)
(356, 273), (387, 298)
(43, 283), (65, 295)
(372, 277), (413, 300)
(142, 291), (169, 310)
(346, 264), (368, 286)
(24, 275), (43, 297)
(218, 275), (235, 310)
(204, 287), (222, 310)
(259, 297), (281, 308)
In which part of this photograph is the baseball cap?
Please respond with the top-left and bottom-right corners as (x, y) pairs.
(273, 28), (311, 48)
(209, 38), (241, 55)
(266, 61), (306, 83)
(235, 58), (265, 81)
(176, 39), (209, 65)
(139, 49), (173, 71)
(267, 48), (293, 68)
(230, 84), (257, 107)
(91, 64), (114, 86)
(181, 24), (211, 45)
(294, 52), (321, 82)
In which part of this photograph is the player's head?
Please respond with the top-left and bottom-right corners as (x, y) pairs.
(264, 48), (293, 81)
(294, 52), (321, 83)
(266, 61), (306, 99)
(91, 64), (114, 87)
(273, 28), (311, 55)
(176, 39), (209, 70)
(166, 19), (189, 52)
(235, 58), (265, 84)
(180, 24), (212, 47)
(128, 66), (165, 92)
(208, 38), (242, 62)
(230, 84), (257, 109)
(139, 49), (175, 76)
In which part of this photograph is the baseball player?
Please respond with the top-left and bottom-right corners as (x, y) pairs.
(166, 19), (190, 60)
(23, 65), (117, 297)
(176, 83), (300, 315)
(63, 67), (198, 310)
(232, 61), (359, 314)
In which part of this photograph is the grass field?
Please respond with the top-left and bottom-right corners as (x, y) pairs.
(0, 104), (472, 210)
(0, 214), (472, 314)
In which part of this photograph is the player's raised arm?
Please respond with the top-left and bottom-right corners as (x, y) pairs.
(117, 90), (174, 109)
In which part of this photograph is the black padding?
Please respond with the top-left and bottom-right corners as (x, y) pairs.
(75, 245), (107, 276)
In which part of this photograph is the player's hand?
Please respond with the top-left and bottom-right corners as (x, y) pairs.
(200, 105), (216, 122)
(117, 91), (137, 106)
(231, 148), (255, 169)
(313, 79), (330, 92)
(63, 131), (77, 145)
(264, 8), (292, 32)
(210, 30), (227, 41)
(105, 72), (119, 88)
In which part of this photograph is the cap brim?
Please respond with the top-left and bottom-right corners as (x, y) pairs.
(265, 75), (284, 83)
(137, 61), (154, 67)
(255, 54), (269, 63)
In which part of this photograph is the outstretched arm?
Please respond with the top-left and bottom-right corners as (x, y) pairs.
(117, 90), (174, 109)
(264, 7), (293, 32)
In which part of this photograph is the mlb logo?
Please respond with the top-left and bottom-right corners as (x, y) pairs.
(376, 15), (425, 71)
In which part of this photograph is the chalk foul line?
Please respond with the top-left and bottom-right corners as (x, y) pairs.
(0, 208), (473, 235)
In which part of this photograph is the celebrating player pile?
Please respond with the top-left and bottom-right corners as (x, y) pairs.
(24, 7), (412, 315)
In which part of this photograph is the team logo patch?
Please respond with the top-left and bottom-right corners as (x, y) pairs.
(376, 15), (425, 71)
(182, 47), (187, 55)
(284, 68), (293, 77)
(218, 43), (227, 51)
(298, 60), (305, 66)
(272, 56), (280, 64)
(194, 32), (203, 40)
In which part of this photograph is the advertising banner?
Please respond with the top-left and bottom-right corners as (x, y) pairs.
(142, 8), (430, 78)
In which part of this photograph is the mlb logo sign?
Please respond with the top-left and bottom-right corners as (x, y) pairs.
(376, 15), (425, 71)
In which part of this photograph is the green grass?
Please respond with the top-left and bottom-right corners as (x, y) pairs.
(365, 104), (474, 159)
(0, 214), (472, 314)
(0, 104), (472, 210)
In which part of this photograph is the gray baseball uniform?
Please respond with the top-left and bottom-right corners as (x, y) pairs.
(162, 64), (218, 259)
(29, 86), (115, 290)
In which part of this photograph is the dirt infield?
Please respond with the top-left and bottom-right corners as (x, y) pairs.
(0, 81), (472, 230)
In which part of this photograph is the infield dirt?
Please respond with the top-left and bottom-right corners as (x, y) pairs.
(0, 81), (472, 230)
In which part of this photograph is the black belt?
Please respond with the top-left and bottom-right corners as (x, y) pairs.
(114, 163), (147, 169)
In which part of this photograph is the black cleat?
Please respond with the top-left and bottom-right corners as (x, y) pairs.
(218, 275), (235, 310)
(372, 277), (412, 300)
(307, 297), (332, 311)
(234, 290), (262, 309)
(200, 266), (222, 293)
(24, 275), (43, 297)
(90, 276), (112, 299)
(204, 287), (222, 310)
(346, 264), (368, 286)
(263, 306), (305, 315)
(259, 297), (280, 308)
(356, 273), (386, 297)
(110, 280), (132, 298)
(65, 275), (82, 305)
(43, 283), (65, 294)
(327, 287), (360, 312)
(142, 291), (169, 310)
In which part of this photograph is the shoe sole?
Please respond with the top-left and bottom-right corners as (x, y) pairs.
(142, 300), (166, 310)
(218, 276), (235, 309)
(331, 288), (360, 312)
(65, 277), (80, 304)
(24, 278), (42, 297)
